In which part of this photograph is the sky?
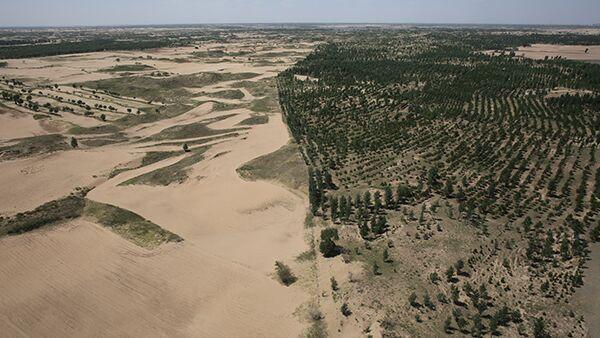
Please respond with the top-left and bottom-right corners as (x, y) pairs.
(0, 0), (598, 27)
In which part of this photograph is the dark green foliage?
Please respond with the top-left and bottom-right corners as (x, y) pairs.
(330, 276), (338, 291)
(532, 317), (551, 338)
(408, 292), (418, 307)
(319, 227), (340, 257)
(340, 303), (352, 317)
(237, 115), (269, 126)
(0, 195), (85, 236)
(0, 38), (181, 59)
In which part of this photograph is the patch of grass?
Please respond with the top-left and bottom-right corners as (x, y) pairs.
(99, 64), (154, 72)
(0, 61), (7, 68)
(108, 150), (180, 178)
(80, 134), (127, 147)
(143, 120), (242, 142)
(145, 132), (240, 148)
(203, 89), (245, 100)
(192, 50), (228, 58)
(81, 72), (259, 103)
(0, 194), (86, 237)
(237, 141), (308, 193)
(33, 114), (50, 120)
(250, 97), (279, 113)
(296, 248), (316, 262)
(115, 103), (192, 127)
(212, 101), (247, 111)
(237, 114), (268, 126)
(140, 151), (180, 166)
(121, 146), (209, 186)
(231, 78), (277, 97)
(83, 200), (182, 249)
(68, 124), (120, 135)
(0, 134), (69, 160)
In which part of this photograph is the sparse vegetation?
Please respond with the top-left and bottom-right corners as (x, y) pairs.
(83, 200), (182, 249)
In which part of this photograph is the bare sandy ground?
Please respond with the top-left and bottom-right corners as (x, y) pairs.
(0, 146), (135, 215)
(574, 243), (600, 338)
(516, 44), (600, 63)
(0, 108), (49, 140)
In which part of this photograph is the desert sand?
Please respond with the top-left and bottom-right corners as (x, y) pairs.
(0, 41), (315, 337)
(517, 44), (600, 63)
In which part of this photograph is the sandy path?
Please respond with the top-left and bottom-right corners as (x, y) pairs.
(574, 243), (600, 337)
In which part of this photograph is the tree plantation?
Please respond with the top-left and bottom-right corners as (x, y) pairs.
(278, 29), (600, 337)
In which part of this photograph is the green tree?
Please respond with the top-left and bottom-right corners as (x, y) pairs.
(443, 316), (452, 334)
(423, 291), (435, 310)
(532, 317), (550, 338)
(340, 303), (352, 317)
(384, 185), (394, 208)
(359, 220), (370, 239)
(471, 314), (484, 338)
(308, 169), (321, 215)
(446, 266), (455, 282)
(364, 191), (372, 209)
(319, 228), (340, 257)
(450, 285), (460, 304)
(383, 248), (391, 263)
(330, 195), (339, 221)
(444, 178), (454, 197)
(373, 191), (382, 213)
(396, 184), (412, 204)
(330, 277), (338, 291)
(408, 292), (418, 307)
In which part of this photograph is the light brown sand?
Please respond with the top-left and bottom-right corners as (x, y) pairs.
(0, 146), (135, 215)
(574, 243), (600, 338)
(0, 41), (314, 337)
(516, 44), (600, 63)
(0, 109), (48, 140)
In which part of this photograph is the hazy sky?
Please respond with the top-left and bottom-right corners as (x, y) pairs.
(1, 0), (598, 27)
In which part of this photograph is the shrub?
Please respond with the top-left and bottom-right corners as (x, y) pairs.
(340, 303), (352, 317)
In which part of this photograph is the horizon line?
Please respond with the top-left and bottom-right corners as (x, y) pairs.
(1, 21), (598, 30)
